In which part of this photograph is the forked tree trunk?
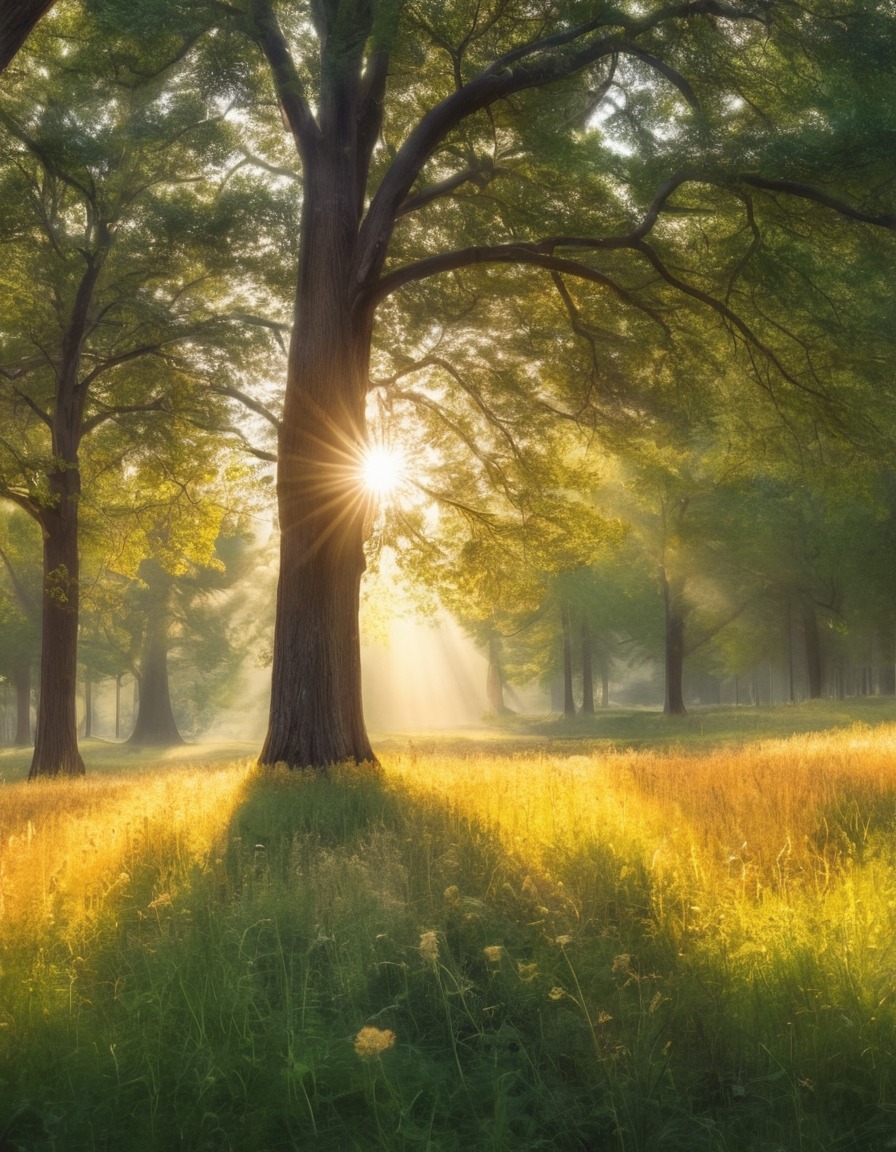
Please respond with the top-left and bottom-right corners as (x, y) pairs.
(30, 481), (85, 777)
(13, 655), (31, 746)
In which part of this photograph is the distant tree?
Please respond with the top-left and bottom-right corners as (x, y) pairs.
(0, 509), (41, 744)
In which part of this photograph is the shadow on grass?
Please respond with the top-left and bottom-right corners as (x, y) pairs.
(3, 753), (896, 1150)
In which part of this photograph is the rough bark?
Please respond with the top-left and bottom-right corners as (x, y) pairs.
(661, 567), (687, 716)
(29, 469), (85, 777)
(580, 620), (595, 715)
(258, 157), (375, 768)
(28, 254), (103, 777)
(0, 0), (55, 73)
(13, 655), (31, 746)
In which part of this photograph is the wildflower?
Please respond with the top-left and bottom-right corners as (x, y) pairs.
(554, 934), (573, 947)
(517, 962), (538, 982)
(443, 885), (460, 904)
(419, 931), (439, 964)
(483, 945), (503, 964)
(548, 986), (566, 1001)
(148, 892), (172, 910)
(354, 1027), (396, 1058)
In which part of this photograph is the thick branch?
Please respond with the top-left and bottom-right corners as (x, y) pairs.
(355, 0), (764, 290)
(12, 387), (53, 429)
(740, 175), (896, 230)
(81, 398), (168, 437)
(209, 383), (281, 429)
(249, 0), (321, 160)
(372, 243), (668, 331)
(398, 165), (481, 217)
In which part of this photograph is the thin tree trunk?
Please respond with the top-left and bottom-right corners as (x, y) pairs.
(660, 567), (687, 716)
(599, 653), (609, 708)
(13, 655), (31, 746)
(580, 620), (595, 715)
(561, 601), (576, 718)
(115, 673), (122, 740)
(486, 633), (508, 714)
(803, 604), (823, 699)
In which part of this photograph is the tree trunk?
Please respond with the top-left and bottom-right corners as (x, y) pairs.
(258, 152), (376, 769)
(128, 608), (183, 747)
(580, 620), (595, 715)
(599, 653), (609, 708)
(28, 251), (102, 778)
(660, 567), (687, 716)
(13, 655), (31, 746)
(486, 633), (508, 714)
(0, 0), (56, 72)
(803, 604), (823, 699)
(561, 601), (576, 718)
(29, 476), (84, 777)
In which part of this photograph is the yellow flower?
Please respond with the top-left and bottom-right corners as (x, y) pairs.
(517, 962), (538, 983)
(483, 945), (503, 964)
(548, 986), (566, 1001)
(554, 934), (573, 947)
(419, 931), (439, 964)
(354, 1026), (396, 1058)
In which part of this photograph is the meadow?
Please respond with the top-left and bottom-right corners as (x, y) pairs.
(3, 702), (896, 1149)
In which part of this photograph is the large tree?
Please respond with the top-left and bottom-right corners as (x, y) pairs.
(215, 0), (896, 769)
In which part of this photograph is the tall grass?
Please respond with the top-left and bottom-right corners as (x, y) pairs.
(2, 712), (896, 1148)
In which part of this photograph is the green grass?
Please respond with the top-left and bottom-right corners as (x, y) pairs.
(3, 701), (896, 1149)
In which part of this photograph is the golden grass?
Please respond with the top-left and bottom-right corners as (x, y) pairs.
(2, 721), (896, 1148)
(0, 759), (252, 943)
(384, 723), (896, 987)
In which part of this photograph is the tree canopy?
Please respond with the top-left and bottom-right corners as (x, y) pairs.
(2, 0), (896, 770)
